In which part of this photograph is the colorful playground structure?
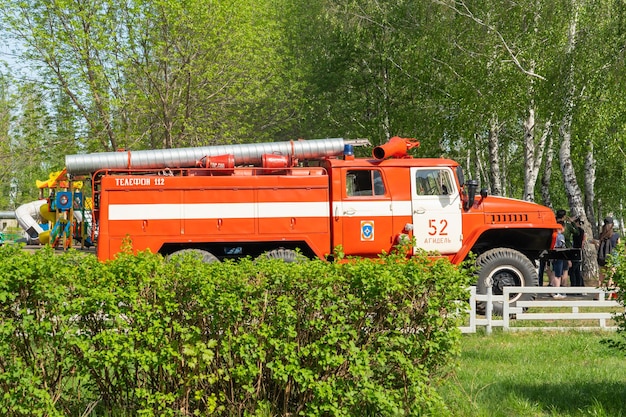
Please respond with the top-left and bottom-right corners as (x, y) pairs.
(14, 169), (93, 249)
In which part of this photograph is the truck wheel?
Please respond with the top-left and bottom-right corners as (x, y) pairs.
(167, 249), (220, 263)
(259, 248), (307, 263)
(475, 248), (537, 316)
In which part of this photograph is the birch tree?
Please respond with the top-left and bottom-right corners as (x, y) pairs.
(520, 1), (556, 203)
(487, 115), (503, 196)
(523, 106), (551, 202)
(431, 0), (555, 198)
(552, 0), (626, 284)
(540, 131), (555, 209)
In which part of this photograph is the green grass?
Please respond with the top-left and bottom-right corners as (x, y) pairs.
(437, 331), (626, 417)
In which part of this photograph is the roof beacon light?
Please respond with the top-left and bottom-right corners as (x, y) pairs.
(343, 144), (355, 160)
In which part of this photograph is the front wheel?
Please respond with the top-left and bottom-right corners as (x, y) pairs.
(476, 248), (537, 316)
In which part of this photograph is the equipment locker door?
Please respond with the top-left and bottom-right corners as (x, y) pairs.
(336, 168), (393, 257)
(410, 167), (463, 254)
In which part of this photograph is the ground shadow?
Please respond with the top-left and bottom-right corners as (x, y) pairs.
(497, 380), (626, 415)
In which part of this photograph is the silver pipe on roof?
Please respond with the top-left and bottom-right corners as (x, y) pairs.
(65, 138), (348, 175)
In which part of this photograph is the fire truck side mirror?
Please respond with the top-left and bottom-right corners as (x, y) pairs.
(464, 179), (479, 211)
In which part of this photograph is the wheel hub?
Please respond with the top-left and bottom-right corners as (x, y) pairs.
(491, 268), (522, 296)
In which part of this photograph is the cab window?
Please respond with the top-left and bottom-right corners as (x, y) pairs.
(415, 169), (454, 196)
(346, 170), (385, 196)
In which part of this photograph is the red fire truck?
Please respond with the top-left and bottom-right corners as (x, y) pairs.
(65, 137), (560, 310)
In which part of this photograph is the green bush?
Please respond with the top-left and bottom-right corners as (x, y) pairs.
(0, 245), (95, 416)
(0, 245), (472, 416)
(604, 245), (626, 353)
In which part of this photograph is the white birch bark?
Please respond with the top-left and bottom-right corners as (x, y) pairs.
(558, 0), (598, 284)
(522, 103), (551, 202)
(523, 106), (536, 202)
(540, 130), (554, 209)
(583, 143), (596, 232)
(488, 115), (502, 196)
(475, 133), (487, 188)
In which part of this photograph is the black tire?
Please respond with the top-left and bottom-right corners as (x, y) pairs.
(476, 248), (537, 316)
(258, 248), (307, 263)
(167, 248), (220, 263)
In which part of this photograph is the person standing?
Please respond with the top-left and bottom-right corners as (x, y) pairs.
(555, 209), (579, 287)
(551, 222), (567, 299)
(538, 209), (570, 288)
(556, 209), (580, 249)
(596, 217), (620, 286)
(537, 257), (554, 287)
(569, 216), (585, 289)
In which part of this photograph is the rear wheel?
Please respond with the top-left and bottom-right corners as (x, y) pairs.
(476, 248), (537, 316)
(167, 248), (220, 263)
(258, 248), (307, 263)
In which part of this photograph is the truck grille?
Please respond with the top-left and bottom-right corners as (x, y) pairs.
(489, 213), (529, 223)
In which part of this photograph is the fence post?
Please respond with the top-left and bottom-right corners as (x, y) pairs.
(486, 286), (493, 335)
(468, 286), (476, 333)
(503, 287), (510, 331)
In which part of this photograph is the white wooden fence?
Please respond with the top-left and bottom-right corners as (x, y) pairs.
(460, 286), (624, 334)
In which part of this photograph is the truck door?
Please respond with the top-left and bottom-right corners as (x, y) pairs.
(410, 167), (463, 254)
(336, 168), (393, 257)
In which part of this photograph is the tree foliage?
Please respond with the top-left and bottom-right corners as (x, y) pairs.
(0, 0), (301, 154)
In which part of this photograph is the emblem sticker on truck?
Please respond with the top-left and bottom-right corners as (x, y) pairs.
(360, 220), (375, 241)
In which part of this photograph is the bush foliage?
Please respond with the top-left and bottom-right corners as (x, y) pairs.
(0, 245), (471, 416)
(603, 245), (626, 353)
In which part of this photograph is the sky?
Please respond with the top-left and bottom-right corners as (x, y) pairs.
(0, 36), (44, 85)
(0, 35), (21, 77)
(0, 41), (12, 68)
(0, 28), (34, 81)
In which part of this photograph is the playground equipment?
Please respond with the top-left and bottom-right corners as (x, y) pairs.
(15, 199), (47, 244)
(14, 169), (93, 249)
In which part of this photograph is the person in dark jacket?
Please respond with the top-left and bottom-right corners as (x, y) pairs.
(569, 216), (585, 288)
(594, 216), (620, 287)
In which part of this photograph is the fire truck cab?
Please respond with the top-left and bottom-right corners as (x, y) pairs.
(325, 157), (464, 259)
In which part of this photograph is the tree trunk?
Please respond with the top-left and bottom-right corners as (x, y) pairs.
(558, 0), (599, 286)
(488, 115), (502, 196)
(522, 103), (551, 202)
(583, 142), (597, 233)
(559, 121), (598, 285)
(540, 130), (554, 209)
(474, 133), (487, 187)
(522, 106), (536, 201)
